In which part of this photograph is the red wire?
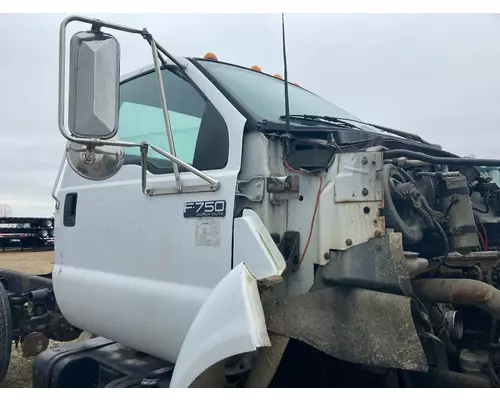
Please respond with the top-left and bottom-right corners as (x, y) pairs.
(480, 221), (488, 251)
(283, 154), (323, 271)
(284, 155), (309, 175)
(478, 230), (486, 251)
(295, 175), (323, 271)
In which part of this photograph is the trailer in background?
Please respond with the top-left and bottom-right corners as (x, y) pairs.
(0, 217), (55, 252)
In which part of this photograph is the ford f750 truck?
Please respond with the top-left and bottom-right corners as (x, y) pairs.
(2, 15), (500, 388)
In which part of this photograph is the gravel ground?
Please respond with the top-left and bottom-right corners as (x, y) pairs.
(0, 251), (56, 388)
(0, 341), (63, 388)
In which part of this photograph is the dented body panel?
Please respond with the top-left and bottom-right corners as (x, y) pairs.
(170, 262), (272, 388)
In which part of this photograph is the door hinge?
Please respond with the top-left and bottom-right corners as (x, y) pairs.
(236, 176), (265, 202)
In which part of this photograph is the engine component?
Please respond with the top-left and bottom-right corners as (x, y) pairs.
(405, 251), (429, 277)
(382, 164), (424, 244)
(412, 279), (500, 318)
(459, 349), (489, 374)
(384, 149), (500, 167)
(443, 309), (464, 340)
(439, 174), (479, 254)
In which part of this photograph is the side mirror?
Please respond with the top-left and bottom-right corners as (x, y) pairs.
(68, 30), (120, 139)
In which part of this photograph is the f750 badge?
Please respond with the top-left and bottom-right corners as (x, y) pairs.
(184, 200), (226, 218)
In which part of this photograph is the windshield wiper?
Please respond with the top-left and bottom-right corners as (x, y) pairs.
(279, 114), (430, 145)
(279, 114), (363, 131)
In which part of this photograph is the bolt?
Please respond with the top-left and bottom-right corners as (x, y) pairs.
(256, 181), (262, 188)
(362, 188), (369, 196)
(374, 230), (382, 237)
(391, 234), (401, 243)
(324, 252), (330, 260)
(375, 245), (382, 251)
(255, 193), (261, 200)
(345, 239), (353, 246)
(362, 157), (368, 165)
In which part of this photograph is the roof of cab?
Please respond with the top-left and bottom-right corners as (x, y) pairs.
(120, 54), (301, 87)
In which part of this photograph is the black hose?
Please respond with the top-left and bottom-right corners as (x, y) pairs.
(384, 149), (500, 167)
(382, 164), (423, 243)
(473, 201), (490, 214)
(384, 164), (450, 275)
(397, 167), (450, 254)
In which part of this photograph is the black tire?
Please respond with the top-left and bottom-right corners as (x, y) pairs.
(0, 282), (12, 385)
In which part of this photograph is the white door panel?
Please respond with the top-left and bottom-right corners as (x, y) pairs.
(53, 60), (245, 362)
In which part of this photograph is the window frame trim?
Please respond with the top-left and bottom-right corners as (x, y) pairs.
(118, 64), (229, 175)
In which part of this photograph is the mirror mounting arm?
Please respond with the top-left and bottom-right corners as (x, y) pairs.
(150, 38), (182, 191)
(140, 143), (220, 196)
(141, 30), (167, 66)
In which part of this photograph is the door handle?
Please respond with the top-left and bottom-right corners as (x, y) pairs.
(63, 193), (78, 227)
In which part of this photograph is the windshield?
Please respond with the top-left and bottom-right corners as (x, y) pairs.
(196, 59), (361, 125)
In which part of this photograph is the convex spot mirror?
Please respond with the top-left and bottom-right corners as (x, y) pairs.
(68, 30), (120, 139)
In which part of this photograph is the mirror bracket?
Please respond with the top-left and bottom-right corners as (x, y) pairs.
(140, 143), (220, 196)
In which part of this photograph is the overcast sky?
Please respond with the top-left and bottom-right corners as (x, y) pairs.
(1, 13), (499, 216)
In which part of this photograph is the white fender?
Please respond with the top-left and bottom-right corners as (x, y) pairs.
(170, 209), (286, 388)
(169, 262), (270, 388)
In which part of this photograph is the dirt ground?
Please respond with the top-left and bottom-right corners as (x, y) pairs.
(0, 250), (54, 275)
(0, 251), (55, 388)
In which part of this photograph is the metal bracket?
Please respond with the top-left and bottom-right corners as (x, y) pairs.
(267, 176), (300, 203)
(141, 144), (220, 196)
(236, 177), (265, 202)
(144, 184), (218, 196)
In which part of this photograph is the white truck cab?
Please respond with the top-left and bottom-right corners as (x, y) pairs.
(3, 15), (500, 388)
(48, 16), (423, 387)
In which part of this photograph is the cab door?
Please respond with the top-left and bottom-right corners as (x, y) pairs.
(53, 60), (246, 363)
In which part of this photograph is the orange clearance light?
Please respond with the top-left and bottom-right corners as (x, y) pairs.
(204, 52), (218, 61)
(250, 65), (262, 72)
(274, 74), (283, 80)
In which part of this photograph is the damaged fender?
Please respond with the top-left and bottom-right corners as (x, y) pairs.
(170, 262), (271, 388)
(170, 209), (287, 388)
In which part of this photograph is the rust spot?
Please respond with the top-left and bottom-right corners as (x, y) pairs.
(259, 275), (283, 287)
(452, 288), (493, 303)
